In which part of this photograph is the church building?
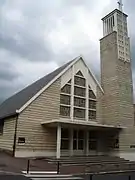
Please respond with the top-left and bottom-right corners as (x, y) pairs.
(0, 2), (135, 160)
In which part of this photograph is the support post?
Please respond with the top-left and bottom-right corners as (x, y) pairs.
(13, 114), (18, 157)
(69, 128), (73, 156)
(86, 130), (89, 156)
(70, 65), (74, 120)
(86, 68), (89, 121)
(57, 161), (60, 174)
(56, 124), (61, 159)
(27, 159), (30, 174)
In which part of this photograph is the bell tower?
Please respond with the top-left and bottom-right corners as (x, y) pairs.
(100, 1), (134, 127)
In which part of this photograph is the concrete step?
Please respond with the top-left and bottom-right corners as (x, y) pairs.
(47, 156), (128, 164)
(25, 174), (83, 180)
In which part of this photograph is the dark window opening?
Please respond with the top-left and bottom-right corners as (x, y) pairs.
(60, 106), (70, 117)
(61, 128), (69, 138)
(74, 97), (85, 107)
(89, 131), (98, 150)
(73, 130), (84, 150)
(74, 86), (86, 97)
(89, 90), (96, 99)
(78, 140), (84, 150)
(61, 128), (69, 150)
(18, 137), (25, 144)
(61, 139), (69, 150)
(89, 100), (96, 109)
(113, 16), (115, 26)
(61, 84), (71, 94)
(74, 108), (85, 119)
(89, 110), (96, 120)
(74, 76), (86, 87)
(78, 130), (84, 139)
(130, 145), (135, 149)
(73, 130), (77, 139)
(60, 94), (70, 105)
(73, 139), (77, 150)
(76, 71), (84, 77)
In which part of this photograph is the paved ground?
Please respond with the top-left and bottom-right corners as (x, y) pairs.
(0, 152), (56, 173)
(0, 152), (84, 175)
(0, 174), (30, 180)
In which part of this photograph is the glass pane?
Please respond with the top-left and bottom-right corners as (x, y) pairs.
(73, 139), (77, 150)
(61, 129), (69, 138)
(74, 97), (85, 107)
(60, 94), (70, 105)
(61, 84), (71, 94)
(73, 130), (77, 139)
(76, 71), (84, 77)
(74, 76), (86, 87)
(78, 140), (84, 150)
(78, 130), (84, 139)
(89, 110), (96, 120)
(61, 139), (69, 150)
(74, 87), (86, 97)
(89, 100), (96, 109)
(74, 108), (85, 118)
(60, 106), (70, 116)
(89, 90), (96, 99)
(89, 131), (97, 139)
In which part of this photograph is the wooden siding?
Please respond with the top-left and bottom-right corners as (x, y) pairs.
(0, 117), (16, 151)
(16, 79), (60, 153)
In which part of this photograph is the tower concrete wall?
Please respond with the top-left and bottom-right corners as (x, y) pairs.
(100, 31), (135, 157)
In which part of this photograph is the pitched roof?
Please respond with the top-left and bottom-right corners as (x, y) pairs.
(0, 58), (76, 120)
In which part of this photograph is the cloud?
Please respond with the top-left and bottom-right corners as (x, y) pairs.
(0, 0), (135, 103)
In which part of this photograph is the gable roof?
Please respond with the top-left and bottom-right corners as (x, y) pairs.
(0, 58), (76, 120)
(0, 56), (103, 120)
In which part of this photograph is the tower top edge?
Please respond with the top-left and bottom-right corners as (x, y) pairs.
(101, 9), (128, 21)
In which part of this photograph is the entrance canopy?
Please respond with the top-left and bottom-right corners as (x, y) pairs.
(41, 118), (125, 130)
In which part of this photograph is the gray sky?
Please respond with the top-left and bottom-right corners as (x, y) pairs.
(0, 0), (135, 103)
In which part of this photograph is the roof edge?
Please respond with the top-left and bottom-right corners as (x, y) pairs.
(80, 55), (104, 93)
(101, 9), (128, 21)
(16, 55), (103, 114)
(0, 112), (18, 121)
(17, 56), (81, 114)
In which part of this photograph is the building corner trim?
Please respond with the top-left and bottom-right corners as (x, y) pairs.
(12, 114), (19, 157)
